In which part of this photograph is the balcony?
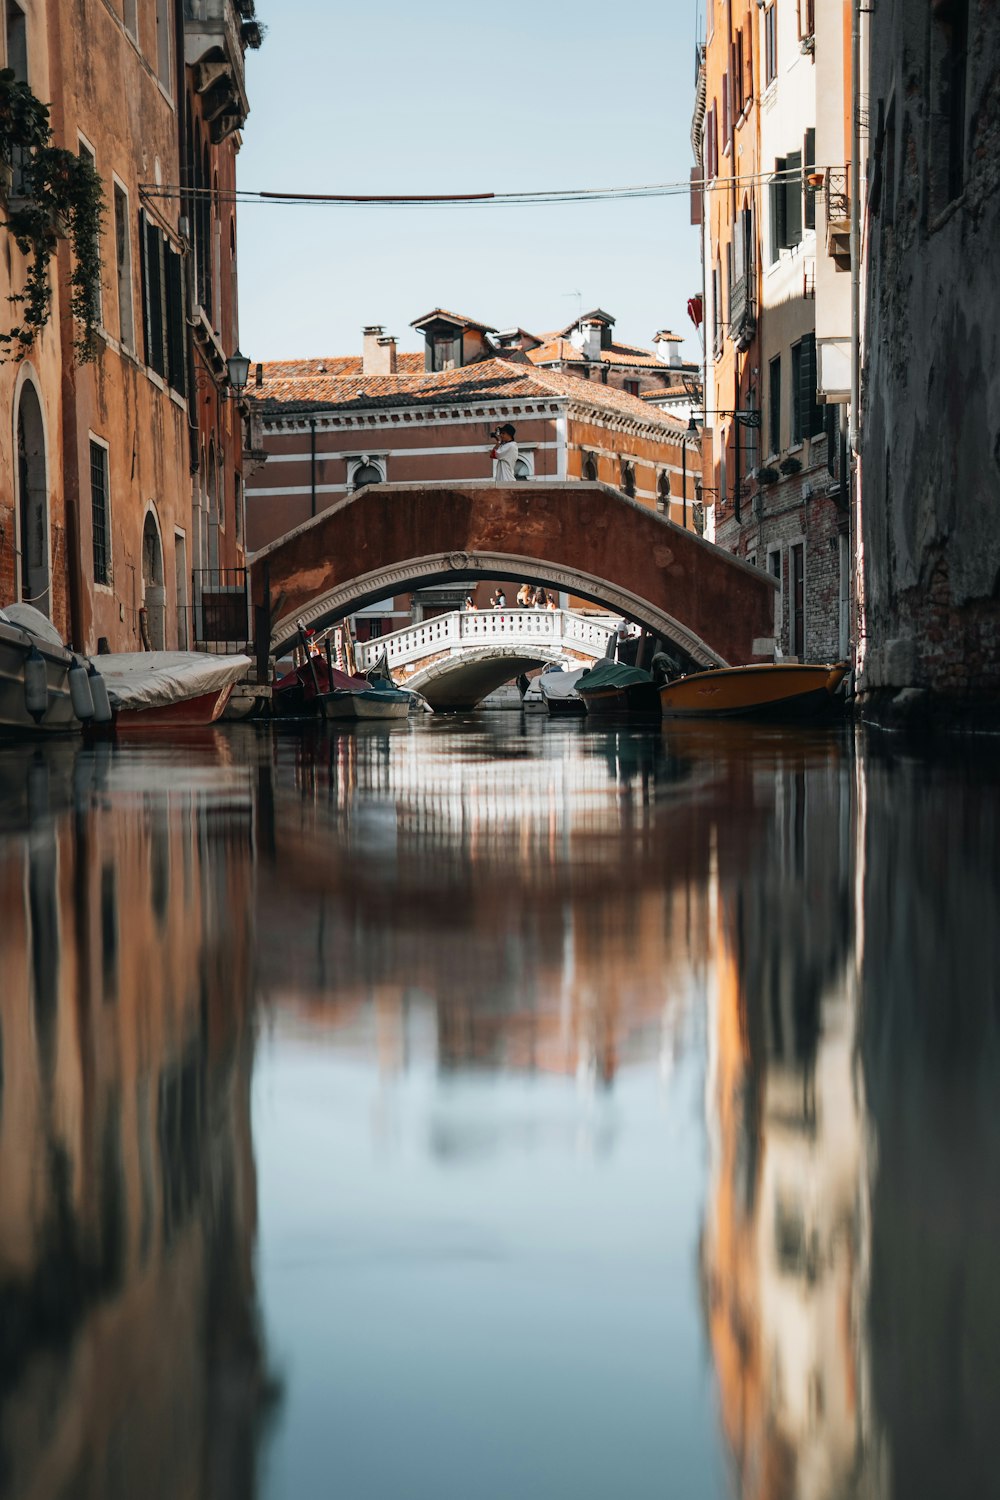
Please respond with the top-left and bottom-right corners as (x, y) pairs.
(184, 0), (250, 142)
(824, 166), (851, 270)
(728, 268), (756, 352)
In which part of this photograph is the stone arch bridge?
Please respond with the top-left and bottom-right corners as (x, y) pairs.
(250, 480), (777, 678)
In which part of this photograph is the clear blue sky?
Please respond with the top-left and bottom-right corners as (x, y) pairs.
(237, 0), (705, 363)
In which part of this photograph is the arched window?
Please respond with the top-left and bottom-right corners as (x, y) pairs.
(620, 461), (636, 499)
(514, 456), (532, 481)
(351, 459), (384, 490)
(583, 452), (598, 482)
(657, 470), (671, 513)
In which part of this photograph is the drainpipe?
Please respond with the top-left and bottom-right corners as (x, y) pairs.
(682, 438), (688, 529)
(309, 417), (317, 517)
(849, 0), (862, 667)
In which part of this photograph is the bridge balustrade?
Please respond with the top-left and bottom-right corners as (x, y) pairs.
(355, 608), (617, 673)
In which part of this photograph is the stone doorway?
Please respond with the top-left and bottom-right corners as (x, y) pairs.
(16, 382), (49, 616)
(142, 511), (166, 650)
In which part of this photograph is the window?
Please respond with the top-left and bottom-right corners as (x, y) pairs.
(155, 0), (171, 92)
(113, 183), (134, 352)
(5, 0), (27, 81)
(139, 211), (186, 394)
(657, 471), (671, 514)
(768, 547), (783, 637)
(722, 69), (731, 142)
(90, 439), (111, 585)
(929, 0), (968, 215)
(351, 459), (383, 489)
(769, 355), (782, 454)
(620, 461), (636, 499)
(234, 472), (243, 547)
(764, 4), (777, 86)
(624, 379), (640, 397)
(705, 103), (718, 180)
(803, 129), (816, 231)
(583, 452), (598, 481)
(514, 454), (534, 481)
(798, 0), (815, 40)
(791, 334), (823, 443)
(790, 543), (805, 656)
(769, 152), (803, 261)
(733, 30), (745, 116)
(713, 263), (723, 357)
(78, 140), (102, 326)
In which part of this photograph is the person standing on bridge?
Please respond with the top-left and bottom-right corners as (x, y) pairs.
(489, 423), (519, 483)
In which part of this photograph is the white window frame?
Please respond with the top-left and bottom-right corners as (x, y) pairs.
(347, 453), (387, 491)
(512, 446), (536, 482)
(77, 133), (103, 329)
(112, 175), (135, 354)
(88, 431), (113, 592)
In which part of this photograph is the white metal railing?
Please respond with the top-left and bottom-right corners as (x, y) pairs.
(355, 608), (617, 672)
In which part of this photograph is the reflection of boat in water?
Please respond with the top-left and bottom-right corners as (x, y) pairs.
(660, 662), (848, 720)
(576, 661), (660, 719)
(91, 651), (251, 732)
(0, 605), (82, 736)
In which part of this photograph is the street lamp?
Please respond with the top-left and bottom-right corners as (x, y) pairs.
(687, 409), (761, 430)
(226, 348), (251, 399)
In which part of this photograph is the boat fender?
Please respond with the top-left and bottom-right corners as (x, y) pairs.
(68, 656), (96, 720)
(23, 644), (48, 722)
(87, 661), (113, 724)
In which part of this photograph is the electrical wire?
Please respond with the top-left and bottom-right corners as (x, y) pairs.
(137, 165), (822, 210)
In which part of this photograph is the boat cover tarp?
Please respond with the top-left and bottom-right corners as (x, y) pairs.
(0, 603), (68, 652)
(577, 661), (654, 693)
(94, 652), (251, 711)
(539, 667), (589, 701)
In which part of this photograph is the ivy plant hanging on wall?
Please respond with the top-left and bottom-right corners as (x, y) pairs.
(0, 68), (104, 362)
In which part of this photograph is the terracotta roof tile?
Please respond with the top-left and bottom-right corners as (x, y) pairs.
(260, 353), (424, 378)
(252, 357), (685, 432)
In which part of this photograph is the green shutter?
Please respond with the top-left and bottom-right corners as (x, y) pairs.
(785, 150), (803, 246)
(804, 129), (816, 230)
(769, 157), (787, 262)
(165, 245), (186, 397)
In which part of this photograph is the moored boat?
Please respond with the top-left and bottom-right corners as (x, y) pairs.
(659, 661), (848, 719)
(91, 652), (252, 732)
(0, 604), (84, 736)
(319, 677), (411, 721)
(577, 661), (661, 719)
(539, 666), (588, 716)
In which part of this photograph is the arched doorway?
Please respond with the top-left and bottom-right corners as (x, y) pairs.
(15, 382), (49, 616)
(142, 511), (166, 650)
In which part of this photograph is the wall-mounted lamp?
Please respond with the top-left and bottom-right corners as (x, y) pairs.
(226, 348), (251, 399)
(688, 409), (761, 431)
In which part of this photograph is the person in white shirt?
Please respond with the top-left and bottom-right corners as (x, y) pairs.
(490, 423), (519, 483)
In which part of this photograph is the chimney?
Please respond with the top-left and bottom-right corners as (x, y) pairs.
(362, 324), (386, 375)
(254, 362), (263, 387)
(377, 335), (398, 375)
(580, 319), (603, 361)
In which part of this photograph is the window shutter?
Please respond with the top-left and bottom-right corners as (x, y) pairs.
(785, 149), (803, 246)
(165, 244), (186, 396)
(801, 333), (822, 437)
(769, 157), (787, 262)
(145, 218), (165, 376)
(803, 129), (816, 230)
(139, 210), (151, 364)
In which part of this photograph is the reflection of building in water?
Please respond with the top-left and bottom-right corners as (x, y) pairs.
(701, 747), (872, 1500)
(258, 727), (712, 1087)
(0, 749), (268, 1499)
(859, 747), (1000, 1500)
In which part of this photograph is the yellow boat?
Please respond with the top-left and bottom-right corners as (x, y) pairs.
(659, 662), (848, 719)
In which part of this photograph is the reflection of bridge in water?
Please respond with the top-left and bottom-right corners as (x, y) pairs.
(354, 607), (617, 708)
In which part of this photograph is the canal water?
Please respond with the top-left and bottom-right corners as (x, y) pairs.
(0, 716), (997, 1500)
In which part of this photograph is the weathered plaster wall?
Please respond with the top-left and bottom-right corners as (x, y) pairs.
(860, 0), (1000, 717)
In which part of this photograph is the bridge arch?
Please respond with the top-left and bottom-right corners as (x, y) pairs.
(250, 481), (777, 670)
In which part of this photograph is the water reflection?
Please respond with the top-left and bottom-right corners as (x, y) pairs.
(0, 741), (270, 1500)
(0, 721), (996, 1499)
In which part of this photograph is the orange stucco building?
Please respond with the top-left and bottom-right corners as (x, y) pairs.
(0, 1), (256, 653)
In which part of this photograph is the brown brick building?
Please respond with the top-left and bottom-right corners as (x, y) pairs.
(246, 308), (701, 633)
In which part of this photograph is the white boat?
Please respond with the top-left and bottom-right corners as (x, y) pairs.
(318, 678), (411, 721)
(0, 604), (80, 736)
(92, 652), (252, 732)
(539, 666), (589, 716)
